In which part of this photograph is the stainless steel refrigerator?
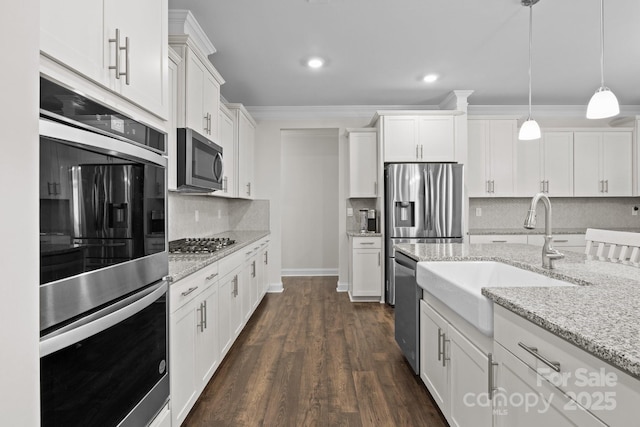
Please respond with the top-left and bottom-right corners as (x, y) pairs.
(384, 163), (464, 305)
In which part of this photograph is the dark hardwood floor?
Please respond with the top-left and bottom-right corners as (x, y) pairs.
(183, 276), (447, 427)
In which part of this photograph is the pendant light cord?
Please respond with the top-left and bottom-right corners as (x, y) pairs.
(599, 0), (605, 88)
(528, 4), (533, 119)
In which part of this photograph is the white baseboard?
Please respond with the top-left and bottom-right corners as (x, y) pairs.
(267, 281), (284, 293)
(336, 281), (349, 292)
(347, 291), (382, 303)
(281, 268), (338, 277)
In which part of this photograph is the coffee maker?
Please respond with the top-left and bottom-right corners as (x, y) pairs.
(367, 209), (377, 232)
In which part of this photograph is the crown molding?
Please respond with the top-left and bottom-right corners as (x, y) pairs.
(245, 105), (440, 121)
(468, 104), (640, 118)
(168, 9), (216, 56)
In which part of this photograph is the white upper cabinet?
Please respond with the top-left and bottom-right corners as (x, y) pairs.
(383, 115), (455, 162)
(41, 0), (169, 119)
(169, 10), (225, 141)
(216, 105), (236, 198)
(467, 119), (517, 197)
(574, 131), (633, 197)
(517, 131), (573, 197)
(347, 129), (378, 198)
(227, 104), (256, 199)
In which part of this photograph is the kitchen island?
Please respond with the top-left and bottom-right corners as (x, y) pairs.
(395, 242), (640, 380)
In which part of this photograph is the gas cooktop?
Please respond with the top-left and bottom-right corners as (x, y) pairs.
(169, 237), (236, 254)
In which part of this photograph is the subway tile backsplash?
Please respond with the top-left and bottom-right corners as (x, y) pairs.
(469, 197), (640, 230)
(168, 193), (269, 240)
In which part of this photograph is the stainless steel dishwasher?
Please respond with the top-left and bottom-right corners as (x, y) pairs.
(394, 251), (421, 375)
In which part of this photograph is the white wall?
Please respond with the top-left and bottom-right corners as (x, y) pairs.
(253, 116), (370, 291)
(0, 1), (40, 424)
(281, 129), (339, 275)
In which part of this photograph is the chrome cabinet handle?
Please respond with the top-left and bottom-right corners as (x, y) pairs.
(251, 260), (256, 278)
(518, 342), (561, 372)
(540, 180), (545, 192)
(374, 181), (377, 195)
(264, 251), (268, 265)
(599, 180), (603, 193)
(120, 36), (130, 85)
(420, 144), (424, 159)
(206, 272), (218, 281)
(487, 180), (491, 193)
(208, 113), (212, 135)
(360, 242), (375, 245)
(545, 180), (550, 193)
(378, 251), (381, 266)
(416, 144), (419, 159)
(554, 239), (569, 243)
(491, 240), (507, 243)
(488, 353), (499, 399)
(204, 113), (209, 134)
(437, 328), (443, 361)
(109, 28), (121, 79)
(223, 176), (228, 193)
(181, 286), (198, 297)
(197, 302), (204, 332)
(247, 182), (251, 196)
(604, 180), (608, 193)
(442, 334), (450, 367)
(202, 300), (207, 329)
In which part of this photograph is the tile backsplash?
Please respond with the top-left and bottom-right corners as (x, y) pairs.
(347, 198), (378, 232)
(469, 197), (640, 230)
(168, 193), (269, 240)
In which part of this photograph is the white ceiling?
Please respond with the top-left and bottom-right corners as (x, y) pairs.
(167, 0), (640, 109)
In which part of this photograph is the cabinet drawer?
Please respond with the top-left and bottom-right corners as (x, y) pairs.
(494, 305), (640, 426)
(170, 262), (219, 312)
(218, 250), (244, 276)
(527, 234), (586, 248)
(351, 236), (382, 249)
(468, 234), (527, 244)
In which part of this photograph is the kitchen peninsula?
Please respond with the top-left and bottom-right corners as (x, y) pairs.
(397, 242), (640, 426)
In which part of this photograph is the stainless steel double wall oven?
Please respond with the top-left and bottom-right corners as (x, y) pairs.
(39, 77), (169, 427)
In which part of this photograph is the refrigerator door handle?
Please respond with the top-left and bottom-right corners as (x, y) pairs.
(424, 168), (432, 231)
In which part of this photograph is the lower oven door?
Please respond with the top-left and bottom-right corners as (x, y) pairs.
(40, 281), (169, 427)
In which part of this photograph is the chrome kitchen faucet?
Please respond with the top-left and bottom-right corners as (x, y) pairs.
(524, 192), (564, 269)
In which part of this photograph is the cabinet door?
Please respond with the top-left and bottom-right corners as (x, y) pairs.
(467, 120), (489, 197)
(448, 327), (492, 427)
(217, 108), (236, 197)
(352, 248), (382, 297)
(417, 116), (455, 161)
(202, 73), (220, 139)
(348, 132), (378, 198)
(231, 273), (243, 337)
(602, 132), (632, 196)
(185, 52), (208, 135)
(218, 274), (233, 357)
(420, 301), (450, 415)
(195, 285), (219, 386)
(494, 344), (606, 427)
(489, 120), (516, 197)
(543, 132), (573, 197)
(383, 117), (418, 162)
(170, 300), (198, 427)
(106, 0), (167, 118)
(237, 111), (255, 199)
(41, 0), (107, 86)
(573, 132), (602, 196)
(516, 138), (543, 196)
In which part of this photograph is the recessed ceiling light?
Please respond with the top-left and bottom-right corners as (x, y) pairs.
(307, 58), (324, 69)
(423, 74), (438, 83)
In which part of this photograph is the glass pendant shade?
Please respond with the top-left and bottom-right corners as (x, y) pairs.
(518, 118), (541, 140)
(586, 87), (620, 119)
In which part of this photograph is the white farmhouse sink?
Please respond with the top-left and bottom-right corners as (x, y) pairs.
(416, 261), (575, 336)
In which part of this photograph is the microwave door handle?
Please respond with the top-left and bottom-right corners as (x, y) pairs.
(213, 152), (223, 182)
(40, 281), (167, 357)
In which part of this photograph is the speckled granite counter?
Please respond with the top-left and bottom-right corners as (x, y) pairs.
(346, 231), (383, 237)
(395, 242), (640, 379)
(168, 231), (270, 283)
(468, 227), (640, 235)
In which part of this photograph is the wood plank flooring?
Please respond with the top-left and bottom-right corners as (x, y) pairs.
(183, 276), (447, 427)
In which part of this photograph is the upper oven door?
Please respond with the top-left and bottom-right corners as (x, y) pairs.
(177, 127), (223, 192)
(39, 118), (168, 331)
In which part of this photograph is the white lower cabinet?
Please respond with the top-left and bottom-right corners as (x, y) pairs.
(348, 236), (383, 301)
(493, 305), (640, 426)
(420, 300), (493, 427)
(170, 235), (271, 426)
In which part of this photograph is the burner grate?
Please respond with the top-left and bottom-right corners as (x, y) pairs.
(169, 237), (236, 254)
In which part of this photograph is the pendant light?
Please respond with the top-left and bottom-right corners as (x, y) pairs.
(586, 0), (619, 119)
(519, 0), (541, 141)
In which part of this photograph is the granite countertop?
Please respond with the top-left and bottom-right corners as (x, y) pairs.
(395, 242), (640, 380)
(346, 231), (383, 237)
(468, 227), (640, 235)
(168, 230), (270, 283)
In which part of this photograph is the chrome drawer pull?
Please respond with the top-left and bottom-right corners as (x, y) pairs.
(181, 286), (198, 297)
(206, 273), (218, 281)
(518, 342), (561, 372)
(488, 352), (499, 399)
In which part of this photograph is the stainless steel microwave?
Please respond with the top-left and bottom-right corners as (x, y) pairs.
(177, 127), (223, 193)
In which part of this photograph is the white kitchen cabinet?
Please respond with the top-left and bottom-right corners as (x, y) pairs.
(420, 300), (493, 427)
(383, 115), (455, 162)
(216, 104), (236, 198)
(493, 305), (640, 426)
(169, 262), (220, 427)
(258, 240), (270, 296)
(574, 131), (633, 197)
(185, 52), (220, 138)
(527, 234), (586, 252)
(41, 0), (168, 119)
(241, 244), (261, 321)
(517, 131), (573, 197)
(217, 268), (240, 359)
(346, 129), (378, 198)
(348, 236), (382, 300)
(468, 235), (528, 244)
(227, 104), (257, 199)
(467, 119), (517, 197)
